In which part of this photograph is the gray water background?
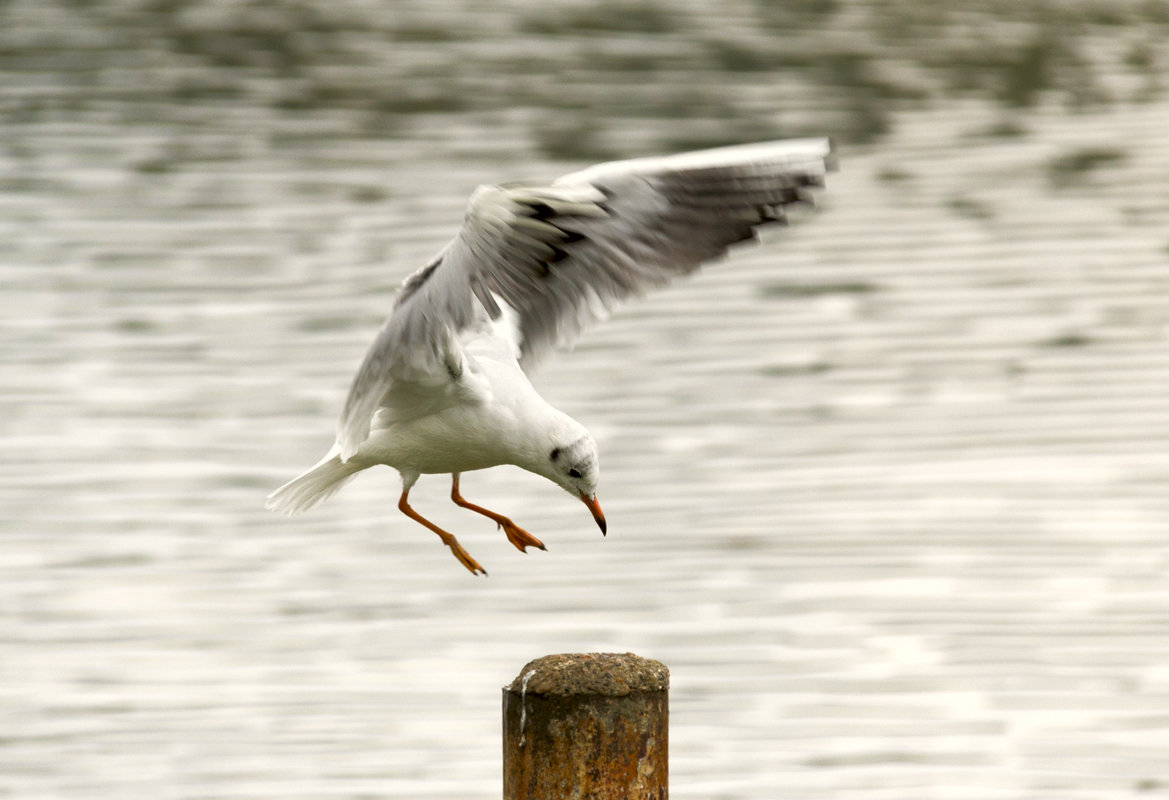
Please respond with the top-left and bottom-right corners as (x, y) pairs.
(4, 1), (1169, 797)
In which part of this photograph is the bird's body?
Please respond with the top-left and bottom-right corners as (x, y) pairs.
(267, 138), (834, 574)
(363, 338), (587, 481)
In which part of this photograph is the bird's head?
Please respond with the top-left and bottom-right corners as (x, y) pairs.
(534, 420), (606, 535)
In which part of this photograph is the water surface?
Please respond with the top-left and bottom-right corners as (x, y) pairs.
(4, 2), (1169, 798)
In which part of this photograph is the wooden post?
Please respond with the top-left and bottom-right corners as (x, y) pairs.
(503, 652), (669, 800)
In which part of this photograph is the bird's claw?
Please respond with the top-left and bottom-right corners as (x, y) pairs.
(501, 520), (546, 553)
(444, 535), (487, 576)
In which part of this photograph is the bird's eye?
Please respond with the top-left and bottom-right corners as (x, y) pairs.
(549, 448), (561, 461)
(568, 468), (582, 479)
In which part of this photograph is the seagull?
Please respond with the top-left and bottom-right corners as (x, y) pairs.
(266, 138), (834, 574)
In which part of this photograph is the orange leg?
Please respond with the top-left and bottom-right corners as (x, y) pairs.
(398, 489), (486, 576)
(450, 474), (546, 553)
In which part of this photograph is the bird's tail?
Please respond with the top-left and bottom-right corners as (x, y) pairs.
(265, 446), (362, 515)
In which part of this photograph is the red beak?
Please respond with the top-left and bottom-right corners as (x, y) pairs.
(581, 493), (606, 536)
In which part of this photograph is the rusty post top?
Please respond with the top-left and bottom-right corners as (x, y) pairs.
(505, 652), (669, 697)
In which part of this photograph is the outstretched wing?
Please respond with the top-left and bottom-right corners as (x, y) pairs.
(337, 138), (834, 460)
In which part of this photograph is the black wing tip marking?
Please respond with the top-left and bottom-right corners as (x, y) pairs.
(519, 201), (557, 220)
(515, 199), (591, 279)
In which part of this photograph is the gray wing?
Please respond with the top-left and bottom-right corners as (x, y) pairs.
(336, 138), (834, 460)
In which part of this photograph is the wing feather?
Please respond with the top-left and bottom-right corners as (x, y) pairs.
(336, 138), (834, 459)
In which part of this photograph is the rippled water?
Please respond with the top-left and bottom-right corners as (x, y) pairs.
(4, 2), (1169, 798)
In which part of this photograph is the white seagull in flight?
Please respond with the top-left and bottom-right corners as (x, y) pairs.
(267, 138), (834, 574)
